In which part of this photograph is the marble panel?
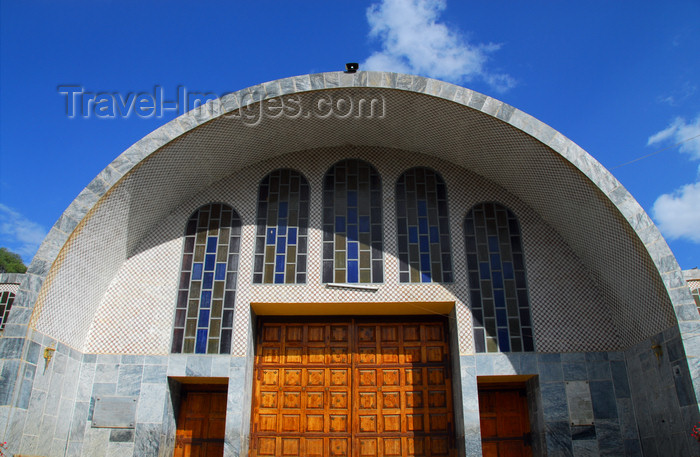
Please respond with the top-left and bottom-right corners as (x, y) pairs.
(571, 439), (598, 457)
(137, 383), (166, 424)
(589, 380), (617, 419)
(545, 420), (573, 457)
(142, 364), (167, 384)
(185, 356), (212, 377)
(134, 422), (161, 457)
(541, 382), (569, 422)
(563, 362), (588, 381)
(117, 364), (144, 396)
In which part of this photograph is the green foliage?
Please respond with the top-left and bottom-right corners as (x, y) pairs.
(0, 247), (27, 273)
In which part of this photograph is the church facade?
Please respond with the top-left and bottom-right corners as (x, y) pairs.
(1, 72), (699, 457)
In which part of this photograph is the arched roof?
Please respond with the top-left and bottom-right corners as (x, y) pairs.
(16, 71), (696, 349)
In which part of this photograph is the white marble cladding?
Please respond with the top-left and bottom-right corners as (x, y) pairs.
(10, 344), (649, 457)
(12, 350), (251, 457)
(56, 146), (618, 355)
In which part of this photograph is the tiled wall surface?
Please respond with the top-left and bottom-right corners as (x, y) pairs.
(8, 331), (253, 457)
(37, 146), (623, 357)
(2, 74), (698, 457)
(466, 350), (644, 457)
(625, 325), (700, 456)
(8, 329), (680, 457)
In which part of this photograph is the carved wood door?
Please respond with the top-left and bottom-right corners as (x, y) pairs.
(174, 389), (227, 457)
(250, 317), (455, 457)
(478, 388), (532, 457)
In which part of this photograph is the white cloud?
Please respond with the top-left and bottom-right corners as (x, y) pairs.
(0, 204), (48, 263)
(647, 114), (700, 161)
(657, 82), (697, 106)
(362, 0), (515, 92)
(649, 113), (700, 243)
(652, 182), (700, 243)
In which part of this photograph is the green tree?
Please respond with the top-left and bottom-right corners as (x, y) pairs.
(0, 247), (27, 273)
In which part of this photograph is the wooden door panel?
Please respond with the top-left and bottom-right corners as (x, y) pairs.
(251, 319), (454, 457)
(478, 388), (532, 457)
(175, 389), (226, 457)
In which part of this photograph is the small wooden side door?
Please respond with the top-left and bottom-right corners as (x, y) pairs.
(174, 388), (227, 457)
(478, 387), (532, 457)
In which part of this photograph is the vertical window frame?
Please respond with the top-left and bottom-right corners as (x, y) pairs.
(465, 202), (534, 353)
(171, 203), (241, 354)
(253, 169), (310, 284)
(395, 167), (453, 283)
(322, 159), (384, 284)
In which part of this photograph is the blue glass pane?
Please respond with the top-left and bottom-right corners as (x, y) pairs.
(429, 226), (439, 243)
(418, 218), (428, 234)
(348, 261), (358, 283)
(335, 216), (346, 233)
(348, 243), (358, 259)
(359, 216), (370, 232)
(348, 208), (357, 224)
(275, 255), (285, 272)
(492, 271), (503, 289)
(200, 291), (211, 308)
(276, 237), (286, 254)
(418, 200), (427, 217)
(204, 254), (215, 271)
(503, 262), (514, 279)
(274, 273), (284, 284)
(198, 309), (210, 327)
(206, 237), (217, 253)
(490, 254), (501, 267)
(421, 270), (432, 283)
(420, 254), (431, 272)
(348, 191), (357, 207)
(266, 228), (276, 244)
(192, 263), (203, 280)
(278, 218), (287, 232)
(408, 227), (418, 243)
(203, 273), (213, 290)
(488, 236), (500, 252)
(215, 263), (226, 280)
(419, 236), (429, 252)
(195, 329), (208, 354)
(288, 227), (297, 245)
(278, 202), (288, 218)
(480, 262), (490, 280)
(347, 225), (358, 241)
(496, 309), (507, 325)
(497, 329), (511, 351)
(494, 289), (505, 308)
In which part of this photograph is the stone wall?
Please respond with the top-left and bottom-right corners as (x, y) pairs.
(625, 325), (700, 456)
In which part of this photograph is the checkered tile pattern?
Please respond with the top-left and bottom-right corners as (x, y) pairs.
(65, 146), (622, 355)
(30, 83), (674, 355)
(0, 284), (19, 294)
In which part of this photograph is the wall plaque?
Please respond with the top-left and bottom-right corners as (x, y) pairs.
(92, 396), (137, 428)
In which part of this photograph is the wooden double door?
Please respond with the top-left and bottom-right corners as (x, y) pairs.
(250, 317), (455, 457)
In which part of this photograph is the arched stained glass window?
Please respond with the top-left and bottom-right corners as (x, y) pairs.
(692, 285), (700, 312)
(172, 203), (241, 354)
(322, 159), (383, 283)
(465, 202), (533, 353)
(396, 167), (453, 283)
(253, 169), (309, 284)
(0, 290), (15, 331)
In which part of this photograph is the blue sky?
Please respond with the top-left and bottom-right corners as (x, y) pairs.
(1, 0), (699, 269)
